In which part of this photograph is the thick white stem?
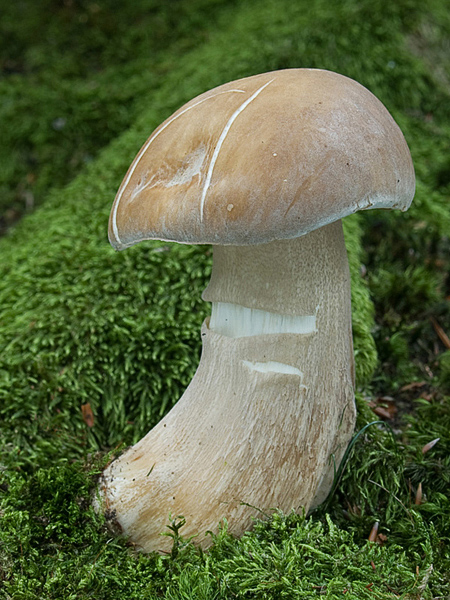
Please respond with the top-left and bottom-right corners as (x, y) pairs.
(98, 220), (356, 552)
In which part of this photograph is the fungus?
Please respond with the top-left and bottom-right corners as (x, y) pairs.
(98, 69), (415, 552)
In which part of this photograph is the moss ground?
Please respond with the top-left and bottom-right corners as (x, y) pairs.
(0, 0), (449, 598)
(0, 0), (239, 234)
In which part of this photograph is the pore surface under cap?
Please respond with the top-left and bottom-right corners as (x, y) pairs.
(109, 69), (415, 249)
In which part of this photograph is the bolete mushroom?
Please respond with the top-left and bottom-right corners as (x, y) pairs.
(99, 69), (415, 552)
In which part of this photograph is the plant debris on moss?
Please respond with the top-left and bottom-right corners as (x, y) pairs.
(1, 0), (449, 598)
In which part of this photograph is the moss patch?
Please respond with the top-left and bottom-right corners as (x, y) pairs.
(0, 0), (239, 232)
(1, 0), (450, 597)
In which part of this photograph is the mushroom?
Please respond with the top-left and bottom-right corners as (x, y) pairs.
(99, 69), (415, 552)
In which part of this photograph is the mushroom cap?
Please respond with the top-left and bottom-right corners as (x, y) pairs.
(109, 69), (415, 249)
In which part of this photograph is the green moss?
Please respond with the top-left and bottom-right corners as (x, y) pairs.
(0, 459), (167, 599)
(1, 0), (450, 596)
(0, 0), (239, 232)
(343, 216), (378, 387)
(0, 460), (444, 599)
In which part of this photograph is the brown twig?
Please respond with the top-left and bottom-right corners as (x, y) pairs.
(430, 316), (450, 350)
(422, 438), (440, 454)
(415, 482), (423, 505)
(368, 521), (379, 542)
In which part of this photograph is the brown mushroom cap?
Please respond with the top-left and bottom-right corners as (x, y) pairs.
(109, 69), (415, 249)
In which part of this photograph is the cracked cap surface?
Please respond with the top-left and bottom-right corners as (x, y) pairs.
(109, 68), (415, 249)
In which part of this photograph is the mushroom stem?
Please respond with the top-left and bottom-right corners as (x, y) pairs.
(209, 302), (318, 337)
(98, 220), (356, 553)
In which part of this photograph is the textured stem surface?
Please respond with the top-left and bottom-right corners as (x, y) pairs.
(98, 221), (356, 552)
